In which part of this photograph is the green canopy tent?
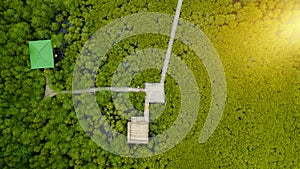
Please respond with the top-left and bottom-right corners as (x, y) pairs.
(29, 40), (54, 69)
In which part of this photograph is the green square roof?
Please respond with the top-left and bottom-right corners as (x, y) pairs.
(29, 40), (54, 69)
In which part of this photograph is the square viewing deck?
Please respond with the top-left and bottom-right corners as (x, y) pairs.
(145, 83), (165, 103)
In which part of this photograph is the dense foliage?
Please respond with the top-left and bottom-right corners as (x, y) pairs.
(1, 0), (299, 168)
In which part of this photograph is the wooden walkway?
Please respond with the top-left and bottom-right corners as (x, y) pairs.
(128, 0), (182, 144)
(45, 79), (163, 144)
(45, 0), (182, 145)
(127, 83), (164, 144)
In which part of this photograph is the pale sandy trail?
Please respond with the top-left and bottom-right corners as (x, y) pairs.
(46, 86), (145, 98)
(160, 0), (183, 84)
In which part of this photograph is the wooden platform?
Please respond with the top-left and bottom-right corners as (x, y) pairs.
(127, 120), (149, 144)
(127, 101), (149, 144)
(145, 83), (165, 103)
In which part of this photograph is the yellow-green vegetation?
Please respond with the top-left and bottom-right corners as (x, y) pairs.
(0, 0), (299, 168)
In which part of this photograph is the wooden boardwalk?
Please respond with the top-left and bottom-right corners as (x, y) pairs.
(128, 0), (182, 144)
(45, 81), (165, 145)
(127, 83), (164, 144)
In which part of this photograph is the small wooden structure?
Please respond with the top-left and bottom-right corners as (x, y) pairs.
(127, 83), (165, 144)
(127, 118), (149, 144)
